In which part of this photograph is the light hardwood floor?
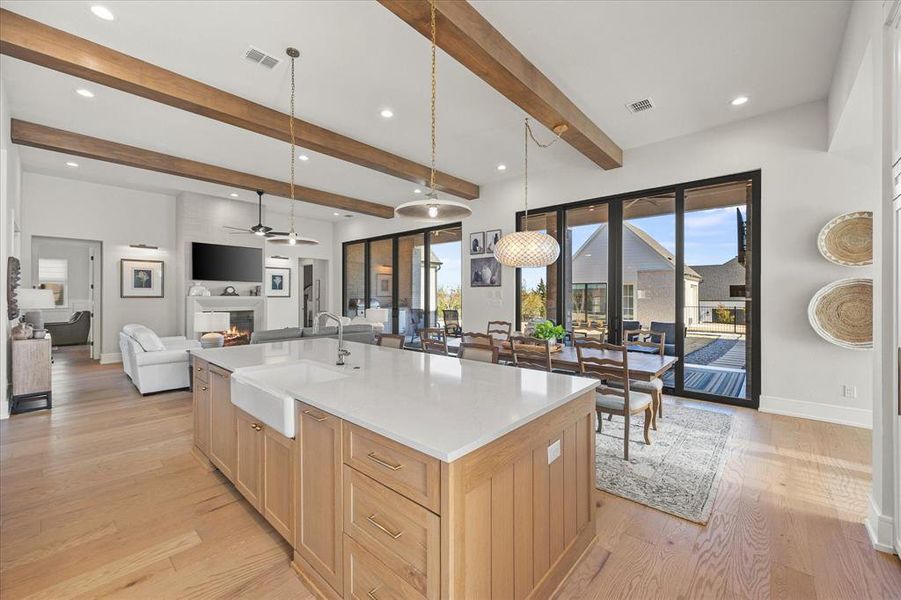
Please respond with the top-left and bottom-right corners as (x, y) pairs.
(0, 347), (898, 599)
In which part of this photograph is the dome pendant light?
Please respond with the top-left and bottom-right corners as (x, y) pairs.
(395, 0), (472, 221)
(494, 118), (566, 268)
(269, 47), (319, 246)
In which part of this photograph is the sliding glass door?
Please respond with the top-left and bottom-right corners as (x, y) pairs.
(343, 222), (462, 343)
(515, 171), (760, 408)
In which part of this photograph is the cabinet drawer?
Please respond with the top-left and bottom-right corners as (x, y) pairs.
(193, 358), (209, 384)
(344, 535), (424, 600)
(343, 423), (440, 514)
(344, 468), (439, 600)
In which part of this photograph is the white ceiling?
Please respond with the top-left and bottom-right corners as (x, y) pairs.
(0, 0), (850, 223)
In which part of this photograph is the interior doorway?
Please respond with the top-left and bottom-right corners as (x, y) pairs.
(29, 236), (102, 360)
(299, 258), (328, 328)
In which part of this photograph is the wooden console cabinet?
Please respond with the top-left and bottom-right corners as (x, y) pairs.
(11, 334), (52, 414)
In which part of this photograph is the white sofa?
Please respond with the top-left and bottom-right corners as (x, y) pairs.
(119, 324), (201, 394)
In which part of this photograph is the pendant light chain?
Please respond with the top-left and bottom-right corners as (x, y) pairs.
(429, 0), (437, 192)
(288, 52), (297, 224)
(522, 117), (565, 233)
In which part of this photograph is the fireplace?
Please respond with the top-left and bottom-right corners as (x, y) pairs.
(224, 310), (254, 346)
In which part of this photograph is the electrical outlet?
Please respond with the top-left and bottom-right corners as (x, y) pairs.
(547, 439), (561, 464)
(842, 385), (857, 399)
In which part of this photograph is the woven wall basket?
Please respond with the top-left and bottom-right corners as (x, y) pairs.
(817, 211), (873, 266)
(807, 278), (873, 349)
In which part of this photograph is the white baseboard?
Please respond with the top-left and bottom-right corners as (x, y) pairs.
(865, 493), (898, 554)
(100, 352), (122, 365)
(759, 395), (872, 429)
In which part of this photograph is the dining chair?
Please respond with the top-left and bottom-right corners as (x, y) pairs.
(622, 328), (665, 421)
(487, 320), (512, 342)
(443, 309), (462, 338)
(461, 331), (494, 346)
(458, 342), (499, 364)
(510, 335), (552, 372)
(407, 309), (425, 346)
(575, 338), (653, 461)
(420, 327), (448, 356)
(376, 333), (405, 349)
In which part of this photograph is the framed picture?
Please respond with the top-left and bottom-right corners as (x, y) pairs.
(376, 273), (392, 297)
(471, 257), (501, 287)
(470, 231), (485, 255)
(120, 259), (164, 298)
(486, 229), (502, 254)
(266, 267), (291, 297)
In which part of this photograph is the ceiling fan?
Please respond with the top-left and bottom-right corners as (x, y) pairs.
(224, 190), (274, 237)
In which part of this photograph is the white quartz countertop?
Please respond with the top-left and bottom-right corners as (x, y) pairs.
(191, 338), (598, 462)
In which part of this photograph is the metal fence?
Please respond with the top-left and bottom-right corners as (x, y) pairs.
(685, 305), (746, 335)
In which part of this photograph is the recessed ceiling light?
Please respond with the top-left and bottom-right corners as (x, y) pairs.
(66, 161), (79, 168)
(380, 108), (394, 119)
(75, 88), (95, 98)
(333, 212), (340, 216)
(731, 95), (749, 106)
(585, 253), (592, 257)
(90, 5), (114, 20)
(229, 192), (239, 197)
(413, 188), (422, 194)
(298, 154), (309, 161)
(496, 164), (507, 171)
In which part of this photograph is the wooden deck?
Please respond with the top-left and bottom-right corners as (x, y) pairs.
(0, 346), (897, 599)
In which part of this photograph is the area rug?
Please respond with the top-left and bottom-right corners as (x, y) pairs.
(595, 403), (733, 524)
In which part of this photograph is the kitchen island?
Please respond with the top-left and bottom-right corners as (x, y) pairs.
(191, 338), (598, 600)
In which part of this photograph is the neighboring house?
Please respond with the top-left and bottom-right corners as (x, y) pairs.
(690, 256), (746, 308)
(571, 223), (701, 325)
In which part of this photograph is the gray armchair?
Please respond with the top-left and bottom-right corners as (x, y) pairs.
(649, 321), (677, 356)
(45, 311), (91, 346)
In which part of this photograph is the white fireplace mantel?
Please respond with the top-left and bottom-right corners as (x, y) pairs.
(186, 296), (266, 339)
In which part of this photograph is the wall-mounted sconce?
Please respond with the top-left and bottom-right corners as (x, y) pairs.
(129, 243), (159, 250)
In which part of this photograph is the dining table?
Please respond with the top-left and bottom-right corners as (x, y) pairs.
(446, 338), (679, 383)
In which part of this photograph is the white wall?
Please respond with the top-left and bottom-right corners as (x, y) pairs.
(337, 100), (875, 428)
(176, 191), (334, 334)
(20, 173), (177, 362)
(0, 76), (22, 419)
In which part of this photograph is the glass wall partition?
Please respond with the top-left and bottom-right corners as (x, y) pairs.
(367, 238), (394, 333)
(517, 212), (560, 332)
(343, 242), (365, 318)
(397, 233), (425, 344)
(682, 179), (752, 401)
(429, 226), (462, 329)
(514, 171), (759, 408)
(566, 203), (610, 340)
(342, 222), (462, 345)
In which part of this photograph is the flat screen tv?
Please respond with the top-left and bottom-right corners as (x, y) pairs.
(191, 242), (262, 282)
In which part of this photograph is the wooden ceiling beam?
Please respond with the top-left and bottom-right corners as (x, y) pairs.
(379, 0), (623, 170)
(0, 8), (479, 200)
(10, 119), (396, 219)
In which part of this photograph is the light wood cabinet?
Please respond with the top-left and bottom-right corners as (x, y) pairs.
(11, 335), (52, 413)
(295, 401), (344, 596)
(235, 408), (264, 509)
(208, 365), (236, 481)
(263, 426), (295, 543)
(343, 535), (423, 600)
(192, 359), (211, 456)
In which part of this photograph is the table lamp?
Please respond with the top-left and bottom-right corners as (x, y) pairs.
(194, 312), (230, 348)
(16, 288), (55, 329)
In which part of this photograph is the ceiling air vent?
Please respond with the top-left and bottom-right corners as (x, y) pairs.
(625, 97), (655, 114)
(244, 46), (281, 69)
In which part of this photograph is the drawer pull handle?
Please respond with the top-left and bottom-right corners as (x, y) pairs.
(200, 386), (208, 391)
(367, 452), (403, 471)
(367, 514), (403, 540)
(302, 409), (326, 422)
(196, 367), (203, 372)
(366, 589), (380, 600)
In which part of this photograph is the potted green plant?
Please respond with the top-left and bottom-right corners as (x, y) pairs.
(532, 320), (566, 343)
